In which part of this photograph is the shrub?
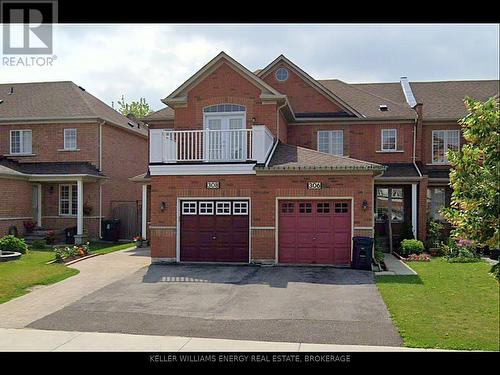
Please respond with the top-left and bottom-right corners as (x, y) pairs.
(427, 219), (445, 249)
(400, 239), (425, 256)
(23, 220), (36, 233)
(374, 249), (385, 263)
(44, 231), (56, 245)
(443, 237), (481, 263)
(490, 263), (499, 282)
(54, 247), (65, 262)
(0, 235), (28, 254)
(31, 239), (47, 249)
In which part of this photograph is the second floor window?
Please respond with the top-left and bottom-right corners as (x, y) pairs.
(317, 130), (343, 156)
(64, 129), (77, 150)
(381, 129), (397, 151)
(10, 130), (32, 155)
(432, 130), (459, 164)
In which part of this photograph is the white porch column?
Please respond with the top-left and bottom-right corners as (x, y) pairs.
(411, 183), (418, 239)
(37, 183), (42, 228)
(141, 184), (148, 240)
(74, 179), (86, 245)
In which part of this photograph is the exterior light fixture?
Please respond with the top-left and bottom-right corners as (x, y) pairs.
(362, 200), (369, 210)
(160, 201), (166, 211)
(252, 117), (256, 123)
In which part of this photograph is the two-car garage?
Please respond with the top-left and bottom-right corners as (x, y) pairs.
(178, 198), (352, 265)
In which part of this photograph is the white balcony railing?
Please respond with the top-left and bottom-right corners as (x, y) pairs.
(150, 125), (275, 164)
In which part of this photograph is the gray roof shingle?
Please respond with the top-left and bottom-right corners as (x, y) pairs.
(0, 81), (147, 136)
(259, 143), (385, 171)
(0, 157), (105, 177)
(142, 106), (174, 121)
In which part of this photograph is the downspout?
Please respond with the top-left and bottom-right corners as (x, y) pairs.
(412, 113), (422, 178)
(276, 99), (287, 142)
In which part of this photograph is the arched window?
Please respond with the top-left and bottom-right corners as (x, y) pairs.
(203, 104), (245, 113)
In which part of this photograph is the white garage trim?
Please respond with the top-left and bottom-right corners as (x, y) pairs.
(176, 196), (252, 263)
(274, 196), (355, 264)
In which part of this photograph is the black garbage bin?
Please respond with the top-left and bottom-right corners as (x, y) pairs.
(65, 226), (77, 244)
(101, 219), (121, 242)
(352, 236), (374, 270)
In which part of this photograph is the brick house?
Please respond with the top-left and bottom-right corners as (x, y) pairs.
(136, 52), (498, 264)
(0, 81), (148, 243)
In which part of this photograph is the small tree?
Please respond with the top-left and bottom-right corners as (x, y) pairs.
(116, 95), (152, 118)
(441, 96), (500, 249)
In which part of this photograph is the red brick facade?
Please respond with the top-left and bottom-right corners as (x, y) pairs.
(0, 121), (147, 239)
(147, 53), (474, 262)
(150, 173), (374, 262)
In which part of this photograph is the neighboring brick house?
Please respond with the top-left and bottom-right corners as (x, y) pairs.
(0, 81), (148, 243)
(135, 52), (498, 264)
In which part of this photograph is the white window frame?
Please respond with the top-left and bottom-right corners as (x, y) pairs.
(59, 184), (78, 216)
(275, 67), (289, 81)
(198, 201), (214, 215)
(64, 129), (77, 150)
(233, 201), (249, 215)
(381, 129), (397, 151)
(317, 130), (343, 156)
(203, 105), (247, 162)
(216, 201), (231, 215)
(427, 187), (446, 221)
(432, 130), (460, 164)
(10, 129), (32, 155)
(181, 201), (197, 215)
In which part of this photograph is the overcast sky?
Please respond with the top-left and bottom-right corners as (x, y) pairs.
(1, 24), (498, 111)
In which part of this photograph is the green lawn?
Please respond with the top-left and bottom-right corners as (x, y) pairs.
(87, 241), (135, 255)
(376, 258), (499, 351)
(0, 242), (135, 304)
(0, 251), (79, 304)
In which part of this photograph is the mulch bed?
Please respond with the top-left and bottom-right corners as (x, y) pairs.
(46, 253), (100, 265)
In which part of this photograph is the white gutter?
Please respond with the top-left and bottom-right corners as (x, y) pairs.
(265, 140), (280, 167)
(276, 100), (288, 141)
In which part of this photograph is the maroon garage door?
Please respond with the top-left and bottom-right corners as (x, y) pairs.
(279, 200), (351, 265)
(180, 200), (249, 262)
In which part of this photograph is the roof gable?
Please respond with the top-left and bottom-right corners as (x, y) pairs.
(0, 81), (147, 137)
(258, 55), (362, 117)
(162, 52), (285, 107)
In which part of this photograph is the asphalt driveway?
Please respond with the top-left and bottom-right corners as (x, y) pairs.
(29, 264), (402, 346)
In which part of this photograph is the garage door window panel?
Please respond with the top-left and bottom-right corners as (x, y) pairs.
(233, 201), (249, 215)
(182, 201), (197, 215)
(216, 201), (231, 215)
(199, 201), (214, 215)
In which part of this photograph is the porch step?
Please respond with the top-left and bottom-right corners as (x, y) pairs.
(24, 229), (65, 244)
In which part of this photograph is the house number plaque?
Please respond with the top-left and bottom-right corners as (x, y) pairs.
(206, 181), (220, 189)
(307, 182), (322, 190)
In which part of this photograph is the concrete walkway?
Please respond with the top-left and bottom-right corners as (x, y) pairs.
(375, 254), (417, 276)
(0, 247), (150, 328)
(0, 328), (446, 352)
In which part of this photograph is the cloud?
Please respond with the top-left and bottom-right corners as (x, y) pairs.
(1, 24), (498, 111)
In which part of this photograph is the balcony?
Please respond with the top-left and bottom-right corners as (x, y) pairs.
(149, 125), (275, 164)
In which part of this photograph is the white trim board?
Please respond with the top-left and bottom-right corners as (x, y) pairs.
(149, 163), (256, 176)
